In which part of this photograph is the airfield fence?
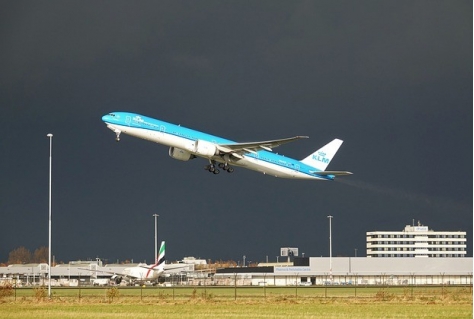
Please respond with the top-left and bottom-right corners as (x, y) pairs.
(1, 284), (472, 303)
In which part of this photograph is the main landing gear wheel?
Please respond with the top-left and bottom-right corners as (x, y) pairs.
(206, 161), (233, 174)
(219, 163), (234, 173)
(205, 164), (220, 174)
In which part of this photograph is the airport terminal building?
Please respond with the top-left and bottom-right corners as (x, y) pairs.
(366, 223), (467, 258)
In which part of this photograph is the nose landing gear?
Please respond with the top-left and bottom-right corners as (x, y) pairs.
(114, 130), (121, 142)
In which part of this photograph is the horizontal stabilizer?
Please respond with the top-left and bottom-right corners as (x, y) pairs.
(310, 171), (353, 176)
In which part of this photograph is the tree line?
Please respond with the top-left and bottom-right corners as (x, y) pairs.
(6, 246), (49, 265)
(3, 249), (259, 267)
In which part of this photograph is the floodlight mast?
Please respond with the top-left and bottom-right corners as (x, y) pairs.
(153, 214), (159, 262)
(47, 133), (53, 298)
(327, 215), (333, 283)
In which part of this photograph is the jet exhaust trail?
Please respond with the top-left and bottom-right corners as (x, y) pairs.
(336, 178), (471, 213)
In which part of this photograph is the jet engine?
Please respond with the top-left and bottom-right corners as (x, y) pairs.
(169, 147), (194, 161)
(111, 275), (122, 285)
(194, 140), (219, 157)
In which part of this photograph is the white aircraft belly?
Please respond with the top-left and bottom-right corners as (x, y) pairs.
(241, 156), (324, 180)
(108, 124), (192, 150)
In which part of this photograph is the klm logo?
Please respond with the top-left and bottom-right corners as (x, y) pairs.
(312, 151), (330, 164)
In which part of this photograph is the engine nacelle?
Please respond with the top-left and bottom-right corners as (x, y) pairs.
(111, 275), (122, 285)
(194, 140), (219, 157)
(169, 147), (194, 161)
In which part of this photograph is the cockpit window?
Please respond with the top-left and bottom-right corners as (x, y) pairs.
(109, 113), (116, 117)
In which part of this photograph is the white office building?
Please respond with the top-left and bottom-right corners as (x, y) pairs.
(366, 223), (467, 258)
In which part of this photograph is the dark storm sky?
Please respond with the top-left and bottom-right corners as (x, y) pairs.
(1, 1), (472, 264)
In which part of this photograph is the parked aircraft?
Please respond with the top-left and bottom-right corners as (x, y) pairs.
(83, 241), (186, 285)
(102, 112), (352, 180)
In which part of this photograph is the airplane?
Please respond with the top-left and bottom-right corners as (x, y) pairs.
(101, 112), (352, 180)
(82, 241), (188, 285)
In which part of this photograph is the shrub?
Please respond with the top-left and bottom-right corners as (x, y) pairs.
(34, 287), (47, 301)
(0, 283), (13, 298)
(106, 287), (120, 303)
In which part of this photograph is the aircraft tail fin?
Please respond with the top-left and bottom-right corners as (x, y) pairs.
(300, 139), (344, 171)
(143, 241), (166, 278)
(155, 241), (165, 272)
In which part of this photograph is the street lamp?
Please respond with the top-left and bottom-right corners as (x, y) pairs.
(47, 133), (53, 298)
(153, 214), (159, 261)
(327, 215), (333, 283)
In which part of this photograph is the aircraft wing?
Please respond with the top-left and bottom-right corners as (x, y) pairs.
(216, 136), (308, 158)
(139, 264), (190, 272)
(79, 268), (139, 279)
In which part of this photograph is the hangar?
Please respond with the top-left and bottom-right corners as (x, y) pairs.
(213, 257), (473, 286)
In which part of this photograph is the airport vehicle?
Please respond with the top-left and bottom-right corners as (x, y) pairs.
(102, 112), (352, 180)
(91, 278), (109, 286)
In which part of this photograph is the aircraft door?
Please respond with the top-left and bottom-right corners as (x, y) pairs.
(126, 116), (131, 126)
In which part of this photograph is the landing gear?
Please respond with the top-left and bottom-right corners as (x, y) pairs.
(219, 163), (234, 173)
(205, 161), (220, 174)
(206, 161), (234, 175)
(114, 130), (121, 142)
(218, 163), (235, 173)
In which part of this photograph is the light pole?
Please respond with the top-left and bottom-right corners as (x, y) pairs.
(327, 215), (333, 283)
(47, 133), (53, 298)
(153, 214), (159, 261)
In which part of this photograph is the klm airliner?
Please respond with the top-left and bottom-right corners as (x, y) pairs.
(101, 112), (352, 180)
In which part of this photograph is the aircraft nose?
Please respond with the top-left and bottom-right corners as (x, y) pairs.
(102, 114), (111, 122)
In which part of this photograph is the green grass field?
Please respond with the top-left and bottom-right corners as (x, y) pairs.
(1, 286), (472, 318)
